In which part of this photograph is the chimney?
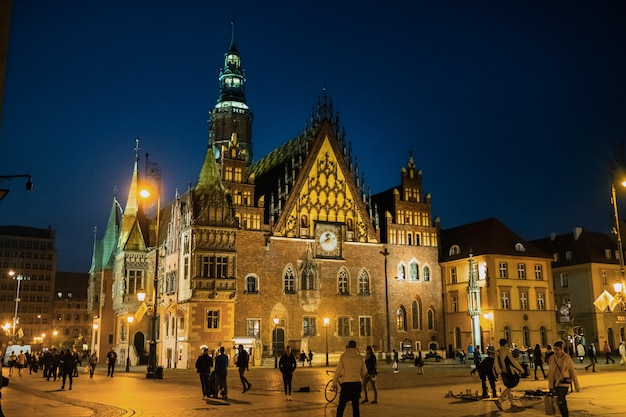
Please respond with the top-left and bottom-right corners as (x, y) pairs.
(573, 227), (583, 241)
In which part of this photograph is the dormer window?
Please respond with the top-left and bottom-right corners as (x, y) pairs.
(515, 243), (526, 252)
(449, 245), (461, 256)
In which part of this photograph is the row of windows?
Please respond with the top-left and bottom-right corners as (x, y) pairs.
(0, 294), (49, 303)
(449, 262), (544, 284)
(388, 230), (436, 247)
(0, 250), (53, 259)
(56, 314), (91, 321)
(454, 325), (550, 349)
(396, 209), (429, 226)
(0, 240), (54, 249)
(397, 261), (432, 281)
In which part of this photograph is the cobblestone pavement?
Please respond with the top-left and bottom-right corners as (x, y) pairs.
(2, 359), (625, 416)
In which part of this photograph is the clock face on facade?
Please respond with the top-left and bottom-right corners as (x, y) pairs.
(315, 222), (342, 258)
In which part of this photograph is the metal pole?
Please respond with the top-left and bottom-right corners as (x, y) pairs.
(381, 248), (391, 362)
(612, 184), (625, 278)
(147, 194), (160, 379)
(273, 323), (278, 369)
(325, 324), (329, 367)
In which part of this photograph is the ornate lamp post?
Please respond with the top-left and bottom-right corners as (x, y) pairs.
(324, 317), (330, 367)
(467, 254), (482, 353)
(8, 270), (29, 345)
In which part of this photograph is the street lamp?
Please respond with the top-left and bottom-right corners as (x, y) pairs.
(595, 180), (626, 312)
(380, 248), (391, 363)
(126, 316), (134, 372)
(140, 173), (161, 379)
(8, 270), (29, 345)
(52, 330), (58, 349)
(273, 317), (279, 368)
(323, 317), (330, 367)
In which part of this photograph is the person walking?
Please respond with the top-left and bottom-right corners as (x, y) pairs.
(333, 340), (367, 417)
(619, 340), (626, 365)
(472, 345), (482, 371)
(60, 349), (76, 390)
(603, 341), (615, 364)
(533, 344), (546, 380)
(214, 346), (229, 399)
(471, 347), (497, 398)
(16, 350), (26, 377)
(362, 346), (378, 404)
(7, 352), (16, 377)
(308, 350), (313, 367)
(548, 340), (580, 417)
(494, 338), (525, 410)
(278, 346), (297, 400)
(392, 349), (399, 373)
(236, 344), (251, 393)
(50, 348), (61, 381)
(106, 347), (117, 377)
(415, 350), (424, 375)
(584, 343), (596, 372)
(195, 347), (213, 399)
(87, 352), (97, 379)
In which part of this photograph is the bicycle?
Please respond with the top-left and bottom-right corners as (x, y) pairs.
(324, 370), (341, 402)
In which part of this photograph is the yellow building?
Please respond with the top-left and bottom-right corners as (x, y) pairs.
(440, 218), (557, 355)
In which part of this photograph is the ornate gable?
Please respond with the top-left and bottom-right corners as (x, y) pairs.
(273, 123), (377, 243)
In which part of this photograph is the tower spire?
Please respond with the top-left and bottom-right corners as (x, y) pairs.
(229, 20), (237, 53)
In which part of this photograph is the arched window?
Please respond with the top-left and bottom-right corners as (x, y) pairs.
(283, 265), (295, 293)
(455, 327), (462, 348)
(415, 233), (420, 246)
(504, 326), (511, 345)
(358, 269), (370, 295)
(301, 215), (308, 228)
(427, 308), (435, 330)
(409, 261), (419, 281)
(338, 268), (349, 295)
(411, 300), (421, 330)
(423, 266), (430, 281)
(449, 245), (461, 256)
(522, 326), (530, 347)
(245, 275), (258, 293)
(397, 306), (407, 331)
(301, 267), (315, 290)
(398, 263), (406, 280)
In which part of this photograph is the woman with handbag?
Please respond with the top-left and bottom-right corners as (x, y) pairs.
(548, 340), (579, 417)
(494, 339), (524, 410)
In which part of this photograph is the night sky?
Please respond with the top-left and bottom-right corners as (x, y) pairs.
(1, 1), (625, 272)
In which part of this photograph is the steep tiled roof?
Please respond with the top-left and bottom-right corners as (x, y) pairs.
(440, 217), (551, 261)
(248, 131), (310, 179)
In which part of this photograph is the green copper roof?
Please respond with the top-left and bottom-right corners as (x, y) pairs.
(195, 146), (225, 194)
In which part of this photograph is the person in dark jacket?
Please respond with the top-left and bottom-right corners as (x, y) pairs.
(236, 344), (251, 393)
(60, 349), (76, 390)
(214, 346), (229, 399)
(195, 347), (213, 399)
(471, 348), (497, 398)
(362, 345), (378, 403)
(279, 346), (297, 400)
(533, 344), (546, 380)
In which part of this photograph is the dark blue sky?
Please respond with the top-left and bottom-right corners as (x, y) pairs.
(1, 1), (625, 272)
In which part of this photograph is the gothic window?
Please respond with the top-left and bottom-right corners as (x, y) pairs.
(358, 269), (370, 295)
(396, 306), (407, 331)
(397, 263), (406, 280)
(302, 267), (315, 290)
(411, 300), (421, 330)
(423, 266), (430, 281)
(283, 265), (295, 293)
(338, 268), (349, 295)
(427, 308), (435, 330)
(301, 215), (308, 228)
(359, 316), (372, 337)
(347, 218), (354, 231)
(409, 261), (419, 281)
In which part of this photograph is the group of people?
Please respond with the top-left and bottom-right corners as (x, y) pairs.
(2, 347), (100, 390)
(195, 344), (249, 400)
(469, 339), (580, 416)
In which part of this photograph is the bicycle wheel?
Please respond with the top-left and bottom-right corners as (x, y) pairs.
(324, 380), (338, 402)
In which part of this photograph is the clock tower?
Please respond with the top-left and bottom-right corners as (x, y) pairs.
(209, 21), (253, 164)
